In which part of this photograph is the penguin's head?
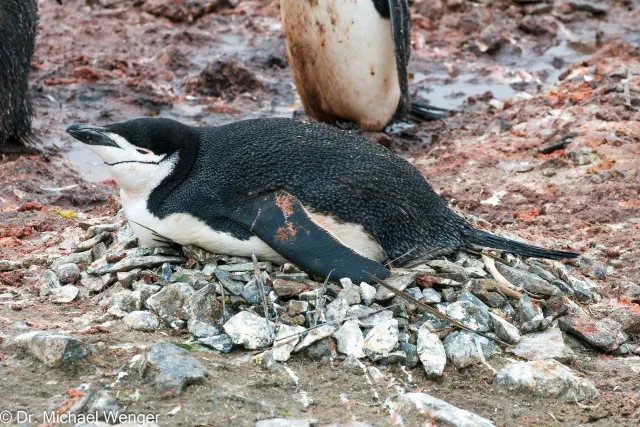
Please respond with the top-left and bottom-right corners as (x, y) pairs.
(66, 118), (194, 192)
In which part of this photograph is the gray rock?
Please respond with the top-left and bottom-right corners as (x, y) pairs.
(422, 288), (442, 303)
(51, 285), (80, 303)
(75, 232), (109, 253)
(428, 259), (471, 277)
(55, 263), (81, 284)
(273, 272), (307, 282)
(342, 354), (364, 373)
(91, 242), (107, 261)
(141, 341), (205, 397)
(375, 270), (418, 301)
(326, 298), (349, 322)
(184, 285), (222, 338)
(444, 300), (492, 332)
(40, 270), (62, 296)
(496, 264), (559, 297)
(182, 244), (217, 264)
(338, 278), (361, 305)
(145, 283), (195, 327)
(273, 324), (306, 362)
(558, 315), (626, 352)
(294, 323), (339, 352)
(333, 319), (365, 358)
(218, 261), (272, 273)
(288, 300), (309, 316)
(110, 256), (185, 273)
(117, 269), (140, 288)
(566, 277), (595, 302)
(305, 337), (337, 362)
(400, 341), (419, 368)
(256, 419), (316, 427)
(213, 268), (245, 296)
(124, 311), (160, 331)
(489, 312), (521, 344)
(13, 331), (89, 368)
(241, 279), (262, 305)
(109, 290), (138, 313)
(385, 392), (495, 427)
(69, 388), (121, 422)
(348, 305), (394, 328)
(496, 360), (599, 402)
(199, 334), (233, 353)
(550, 279), (575, 297)
(363, 319), (398, 361)
(259, 349), (285, 372)
(518, 295), (545, 333)
(417, 324), (446, 377)
(568, 0), (608, 15)
(528, 264), (557, 282)
(359, 282), (376, 306)
(86, 223), (118, 238)
(80, 272), (107, 293)
(509, 327), (575, 362)
(0, 260), (23, 271)
(443, 331), (498, 369)
(441, 288), (457, 302)
(224, 311), (274, 350)
(415, 312), (452, 333)
(52, 251), (93, 270)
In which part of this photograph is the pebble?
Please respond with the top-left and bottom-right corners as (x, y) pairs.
(375, 270), (418, 301)
(124, 311), (160, 331)
(110, 255), (185, 273)
(496, 263), (559, 297)
(545, 295), (586, 319)
(305, 337), (337, 362)
(333, 319), (365, 358)
(108, 290), (138, 313)
(363, 319), (398, 361)
(288, 300), (309, 316)
(445, 300), (492, 332)
(399, 341), (419, 368)
(272, 279), (311, 297)
(273, 272), (307, 282)
(385, 393), (495, 427)
(273, 324), (306, 361)
(416, 324), (446, 377)
(294, 323), (339, 352)
(326, 298), (349, 322)
(496, 360), (599, 402)
(349, 306), (394, 328)
(558, 315), (626, 352)
(509, 327), (575, 362)
(338, 279), (361, 305)
(224, 311), (274, 350)
(199, 334), (233, 353)
(342, 354), (364, 373)
(52, 251), (93, 270)
(51, 285), (80, 303)
(13, 331), (90, 368)
(256, 419), (316, 427)
(142, 341), (205, 397)
(359, 282), (376, 306)
(184, 285), (222, 338)
(86, 223), (118, 238)
(567, 0), (608, 15)
(518, 295), (545, 333)
(55, 262), (81, 284)
(489, 312), (521, 344)
(145, 283), (195, 327)
(213, 268), (245, 295)
(117, 269), (140, 288)
(260, 350), (284, 372)
(443, 331), (498, 369)
(566, 276), (595, 302)
(80, 272), (106, 293)
(422, 288), (441, 303)
(0, 260), (23, 271)
(218, 261), (272, 273)
(74, 232), (109, 252)
(528, 264), (557, 282)
(39, 270), (62, 296)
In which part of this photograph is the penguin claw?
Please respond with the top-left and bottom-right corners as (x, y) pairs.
(410, 101), (456, 121)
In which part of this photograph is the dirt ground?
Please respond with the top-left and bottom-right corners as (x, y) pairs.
(1, 0), (639, 425)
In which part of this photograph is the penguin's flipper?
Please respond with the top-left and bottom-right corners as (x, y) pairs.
(388, 0), (411, 118)
(229, 191), (391, 282)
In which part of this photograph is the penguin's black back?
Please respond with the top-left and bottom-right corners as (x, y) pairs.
(150, 118), (468, 264)
(0, 0), (38, 150)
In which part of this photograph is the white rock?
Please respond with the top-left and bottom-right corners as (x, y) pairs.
(359, 282), (376, 306)
(333, 319), (365, 358)
(375, 270), (418, 301)
(223, 311), (274, 350)
(385, 392), (495, 427)
(416, 324), (446, 377)
(338, 279), (361, 305)
(273, 324), (306, 362)
(294, 323), (339, 352)
(50, 285), (79, 303)
(367, 366), (385, 383)
(54, 262), (81, 284)
(326, 298), (349, 322)
(124, 311), (159, 332)
(508, 327), (575, 362)
(422, 288), (442, 303)
(363, 319), (398, 361)
(496, 360), (599, 402)
(489, 312), (521, 344)
(443, 331), (498, 369)
(256, 419), (317, 427)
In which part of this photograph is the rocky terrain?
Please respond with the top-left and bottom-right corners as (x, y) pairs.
(0, 0), (639, 426)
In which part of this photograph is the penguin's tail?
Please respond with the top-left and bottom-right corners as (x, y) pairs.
(410, 101), (455, 121)
(462, 228), (579, 260)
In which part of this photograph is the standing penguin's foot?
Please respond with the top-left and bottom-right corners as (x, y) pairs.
(409, 100), (455, 121)
(0, 137), (40, 155)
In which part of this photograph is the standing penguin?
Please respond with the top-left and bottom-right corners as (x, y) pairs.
(280, 0), (448, 132)
(66, 117), (577, 283)
(0, 0), (61, 154)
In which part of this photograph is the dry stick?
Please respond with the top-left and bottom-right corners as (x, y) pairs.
(364, 272), (509, 346)
(253, 254), (274, 341)
(313, 272), (332, 327)
(481, 254), (543, 303)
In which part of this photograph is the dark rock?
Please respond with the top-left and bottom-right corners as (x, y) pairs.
(486, 292), (507, 308)
(141, 341), (205, 397)
(550, 279), (575, 297)
(110, 256), (185, 274)
(496, 264), (559, 297)
(558, 315), (626, 352)
(195, 57), (262, 99)
(538, 133), (577, 154)
(13, 332), (90, 368)
(199, 334), (233, 353)
(578, 257), (607, 280)
(400, 341), (419, 368)
(213, 268), (245, 295)
(305, 337), (336, 362)
(143, 0), (235, 23)
(528, 264), (557, 282)
(518, 16), (557, 36)
(273, 279), (311, 297)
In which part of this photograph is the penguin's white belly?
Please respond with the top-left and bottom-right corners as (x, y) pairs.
(281, 0), (401, 131)
(121, 196), (386, 265)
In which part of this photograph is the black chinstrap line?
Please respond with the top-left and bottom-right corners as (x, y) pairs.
(104, 153), (169, 167)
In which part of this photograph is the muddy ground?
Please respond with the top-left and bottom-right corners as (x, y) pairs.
(1, 0), (639, 425)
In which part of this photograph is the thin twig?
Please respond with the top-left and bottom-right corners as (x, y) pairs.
(314, 271), (332, 327)
(481, 254), (525, 301)
(253, 254), (274, 341)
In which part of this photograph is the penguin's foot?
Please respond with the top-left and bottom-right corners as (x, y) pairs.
(409, 100), (455, 121)
(0, 136), (40, 155)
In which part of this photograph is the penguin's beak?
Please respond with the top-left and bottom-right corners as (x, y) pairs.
(66, 124), (120, 148)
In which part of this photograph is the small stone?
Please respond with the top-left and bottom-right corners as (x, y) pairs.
(509, 327), (575, 362)
(288, 300), (309, 316)
(132, 282), (161, 299)
(108, 290), (138, 313)
(52, 251), (92, 270)
(375, 270), (418, 301)
(348, 305), (394, 328)
(326, 298), (349, 322)
(51, 285), (80, 304)
(427, 260), (471, 280)
(558, 315), (626, 352)
(272, 279), (311, 297)
(13, 332), (89, 368)
(496, 360), (599, 402)
(486, 292), (507, 308)
(198, 334), (233, 353)
(566, 277), (595, 302)
(443, 331), (498, 369)
(256, 419), (316, 427)
(0, 260), (23, 271)
(359, 282), (376, 306)
(518, 295), (545, 333)
(400, 341), (419, 368)
(445, 300), (492, 332)
(218, 261), (272, 273)
(273, 272), (307, 282)
(260, 350), (285, 372)
(441, 288), (457, 302)
(55, 263), (81, 284)
(294, 323), (339, 352)
(145, 283), (195, 327)
(86, 224), (118, 238)
(110, 256), (185, 273)
(124, 311), (160, 331)
(213, 268), (245, 295)
(117, 269), (140, 288)
(545, 296), (586, 319)
(496, 264), (559, 297)
(578, 257), (606, 280)
(182, 244), (217, 264)
(416, 312), (452, 333)
(74, 232), (110, 252)
(550, 279), (575, 297)
(39, 270), (62, 296)
(184, 285), (222, 338)
(528, 264), (557, 282)
(273, 324), (306, 362)
(224, 311), (274, 350)
(142, 341), (205, 397)
(489, 312), (521, 344)
(567, 0), (608, 15)
(333, 319), (365, 358)
(417, 324), (446, 377)
(363, 319), (398, 361)
(422, 288), (442, 303)
(367, 365), (385, 383)
(305, 337), (337, 362)
(80, 273), (106, 293)
(342, 354), (364, 373)
(384, 393), (495, 427)
(338, 279), (361, 305)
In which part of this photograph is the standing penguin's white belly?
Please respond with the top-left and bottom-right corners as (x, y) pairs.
(281, 0), (401, 131)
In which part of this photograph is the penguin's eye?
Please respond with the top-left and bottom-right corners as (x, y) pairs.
(136, 148), (151, 155)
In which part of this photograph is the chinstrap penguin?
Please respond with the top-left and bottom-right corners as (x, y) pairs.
(66, 117), (578, 282)
(280, 0), (450, 131)
(0, 0), (61, 154)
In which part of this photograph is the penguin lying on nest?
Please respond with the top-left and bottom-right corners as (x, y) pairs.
(280, 0), (451, 131)
(67, 118), (577, 283)
(0, 0), (62, 154)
